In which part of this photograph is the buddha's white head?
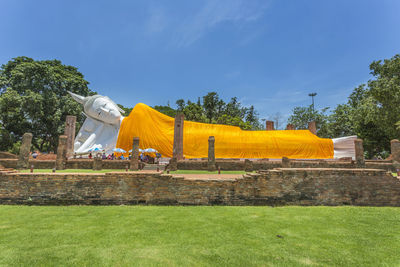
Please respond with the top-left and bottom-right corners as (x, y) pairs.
(68, 91), (125, 125)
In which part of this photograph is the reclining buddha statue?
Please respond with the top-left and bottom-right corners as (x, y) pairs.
(69, 91), (356, 159)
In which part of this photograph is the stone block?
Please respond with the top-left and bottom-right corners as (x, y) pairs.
(64, 115), (76, 158)
(391, 139), (400, 163)
(130, 137), (140, 171)
(17, 133), (33, 169)
(282, 157), (291, 168)
(244, 159), (253, 172)
(173, 113), (184, 160)
(208, 136), (216, 171)
(93, 157), (102, 170)
(55, 135), (67, 170)
(354, 139), (365, 168)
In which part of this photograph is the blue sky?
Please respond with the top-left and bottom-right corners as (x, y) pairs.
(1, 0), (399, 125)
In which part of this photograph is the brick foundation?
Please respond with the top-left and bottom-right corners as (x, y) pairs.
(1, 168), (399, 206)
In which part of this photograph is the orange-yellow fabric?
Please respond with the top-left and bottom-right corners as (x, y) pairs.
(116, 103), (334, 159)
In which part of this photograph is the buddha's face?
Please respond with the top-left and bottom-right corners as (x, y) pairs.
(83, 96), (122, 125)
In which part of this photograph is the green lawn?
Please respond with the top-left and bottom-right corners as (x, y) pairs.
(19, 169), (247, 174)
(0, 206), (399, 266)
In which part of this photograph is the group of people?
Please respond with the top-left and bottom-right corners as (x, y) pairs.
(77, 152), (161, 164)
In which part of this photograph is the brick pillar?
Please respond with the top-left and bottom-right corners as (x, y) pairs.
(55, 135), (67, 170)
(64, 115), (76, 158)
(93, 156), (102, 170)
(354, 139), (365, 167)
(130, 137), (140, 171)
(391, 139), (400, 163)
(282, 157), (291, 168)
(17, 132), (33, 169)
(208, 136), (216, 171)
(172, 113), (184, 160)
(286, 124), (295, 130)
(308, 121), (317, 135)
(266, 121), (274, 130)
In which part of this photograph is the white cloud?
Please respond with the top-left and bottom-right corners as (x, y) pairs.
(172, 0), (269, 47)
(145, 6), (168, 34)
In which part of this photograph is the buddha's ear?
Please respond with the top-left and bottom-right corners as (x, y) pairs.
(68, 91), (86, 105)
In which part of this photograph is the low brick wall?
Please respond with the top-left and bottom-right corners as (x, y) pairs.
(0, 158), (396, 172)
(177, 159), (396, 172)
(0, 159), (132, 169)
(1, 168), (399, 206)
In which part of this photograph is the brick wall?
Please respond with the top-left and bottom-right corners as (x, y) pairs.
(0, 159), (131, 169)
(177, 159), (396, 172)
(1, 168), (399, 206)
(0, 158), (396, 172)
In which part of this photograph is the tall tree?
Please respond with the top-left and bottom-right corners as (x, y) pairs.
(0, 57), (92, 152)
(203, 92), (220, 123)
(287, 106), (331, 137)
(176, 99), (185, 112)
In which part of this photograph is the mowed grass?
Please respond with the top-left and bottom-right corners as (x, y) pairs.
(18, 169), (247, 174)
(0, 206), (399, 266)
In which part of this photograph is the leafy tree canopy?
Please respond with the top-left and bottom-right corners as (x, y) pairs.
(155, 92), (262, 130)
(0, 57), (93, 152)
(288, 54), (400, 158)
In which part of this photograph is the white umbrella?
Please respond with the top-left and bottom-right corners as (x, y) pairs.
(144, 148), (157, 153)
(112, 148), (126, 153)
(129, 148), (145, 153)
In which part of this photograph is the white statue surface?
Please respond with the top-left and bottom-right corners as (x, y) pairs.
(68, 92), (124, 155)
(69, 91), (357, 159)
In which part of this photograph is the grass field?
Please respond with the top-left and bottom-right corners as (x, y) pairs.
(18, 169), (247, 174)
(1, 206), (399, 266)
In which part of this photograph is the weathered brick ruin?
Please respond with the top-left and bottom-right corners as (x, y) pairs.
(1, 168), (399, 206)
(1, 117), (399, 206)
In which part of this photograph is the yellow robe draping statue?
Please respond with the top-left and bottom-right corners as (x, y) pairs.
(115, 103), (334, 159)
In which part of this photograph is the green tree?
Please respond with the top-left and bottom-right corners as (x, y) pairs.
(287, 106), (331, 137)
(176, 99), (185, 112)
(153, 105), (177, 117)
(327, 104), (355, 138)
(244, 105), (262, 130)
(183, 101), (207, 122)
(117, 104), (133, 116)
(0, 56), (92, 152)
(203, 92), (220, 123)
(346, 55), (400, 157)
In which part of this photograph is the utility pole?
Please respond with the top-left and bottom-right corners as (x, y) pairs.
(308, 92), (317, 113)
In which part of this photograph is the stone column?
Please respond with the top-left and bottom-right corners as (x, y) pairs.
(130, 137), (140, 171)
(55, 135), (67, 170)
(93, 156), (102, 170)
(282, 157), (291, 168)
(17, 133), (33, 169)
(354, 139), (365, 167)
(172, 113), (184, 160)
(64, 115), (76, 158)
(266, 121), (274, 130)
(169, 157), (177, 171)
(286, 124), (295, 130)
(208, 136), (216, 171)
(244, 159), (253, 172)
(390, 139), (400, 163)
(308, 121), (317, 135)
